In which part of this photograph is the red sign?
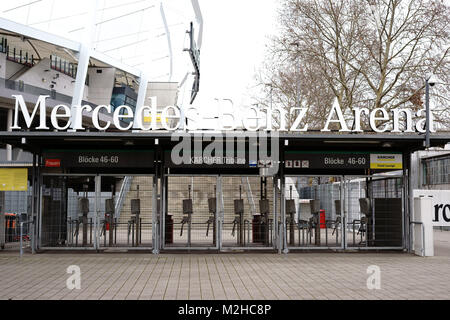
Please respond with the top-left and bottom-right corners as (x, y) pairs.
(45, 159), (61, 167)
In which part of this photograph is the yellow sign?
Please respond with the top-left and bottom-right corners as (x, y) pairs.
(143, 115), (168, 124)
(370, 154), (403, 170)
(0, 168), (28, 191)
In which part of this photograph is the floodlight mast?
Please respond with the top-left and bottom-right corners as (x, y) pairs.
(185, 22), (200, 104)
(178, 0), (203, 129)
(191, 0), (203, 50)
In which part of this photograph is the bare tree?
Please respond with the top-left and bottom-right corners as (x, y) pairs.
(255, 0), (450, 130)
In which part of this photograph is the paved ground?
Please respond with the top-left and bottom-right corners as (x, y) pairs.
(0, 231), (449, 300)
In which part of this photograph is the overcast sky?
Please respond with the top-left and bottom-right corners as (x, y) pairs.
(194, 0), (278, 111)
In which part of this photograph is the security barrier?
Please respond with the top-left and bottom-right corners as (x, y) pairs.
(345, 175), (404, 249)
(32, 172), (406, 253)
(221, 176), (275, 249)
(40, 174), (155, 250)
(284, 176), (343, 249)
(164, 175), (218, 249)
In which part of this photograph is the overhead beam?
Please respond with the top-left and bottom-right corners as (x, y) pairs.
(90, 50), (141, 78)
(0, 17), (80, 52)
(0, 17), (142, 78)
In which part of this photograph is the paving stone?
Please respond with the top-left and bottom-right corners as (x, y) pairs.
(1, 231), (450, 300)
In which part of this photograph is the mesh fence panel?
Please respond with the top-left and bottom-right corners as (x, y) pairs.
(166, 176), (217, 247)
(285, 177), (342, 248)
(221, 176), (274, 248)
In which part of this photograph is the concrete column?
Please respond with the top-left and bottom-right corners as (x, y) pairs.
(6, 108), (13, 161)
(69, 44), (91, 131)
(133, 71), (149, 131)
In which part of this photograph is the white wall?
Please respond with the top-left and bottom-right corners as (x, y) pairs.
(0, 53), (27, 80)
(146, 82), (178, 109)
(16, 57), (88, 100)
(86, 67), (116, 106)
(141, 82), (179, 129)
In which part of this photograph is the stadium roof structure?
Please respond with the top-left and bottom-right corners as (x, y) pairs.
(0, 0), (202, 105)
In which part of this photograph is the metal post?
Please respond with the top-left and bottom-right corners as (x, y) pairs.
(281, 177), (288, 254)
(31, 153), (36, 254)
(132, 223), (135, 247)
(217, 176), (223, 251)
(152, 175), (159, 254)
(342, 177), (346, 249)
(425, 80), (430, 148)
(139, 217), (142, 245)
(37, 163), (43, 250)
(20, 222), (23, 257)
(94, 175), (100, 251)
(273, 178), (278, 249)
(114, 218), (117, 245)
(82, 215), (88, 247)
(161, 175), (166, 250)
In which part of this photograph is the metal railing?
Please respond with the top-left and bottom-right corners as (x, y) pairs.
(114, 176), (133, 220)
(19, 219), (35, 257)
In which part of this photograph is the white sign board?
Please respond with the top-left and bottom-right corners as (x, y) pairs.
(413, 190), (450, 227)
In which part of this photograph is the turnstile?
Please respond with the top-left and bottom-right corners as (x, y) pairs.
(207, 195), (217, 246)
(129, 185), (141, 247)
(105, 197), (115, 247)
(233, 193), (245, 246)
(180, 185), (194, 247)
(79, 196), (90, 246)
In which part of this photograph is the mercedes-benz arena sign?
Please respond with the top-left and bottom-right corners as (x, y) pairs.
(11, 94), (436, 133)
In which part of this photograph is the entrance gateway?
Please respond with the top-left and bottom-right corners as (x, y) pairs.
(2, 131), (447, 253)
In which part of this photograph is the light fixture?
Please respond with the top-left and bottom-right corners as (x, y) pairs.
(64, 138), (122, 142)
(323, 140), (380, 144)
(425, 74), (440, 148)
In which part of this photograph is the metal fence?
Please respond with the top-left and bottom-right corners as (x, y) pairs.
(3, 173), (406, 253)
(165, 175), (218, 248)
(221, 176), (275, 249)
(285, 176), (343, 249)
(345, 176), (404, 248)
(40, 174), (155, 250)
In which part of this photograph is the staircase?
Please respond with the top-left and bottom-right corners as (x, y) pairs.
(117, 176), (154, 224)
(8, 64), (31, 81)
(166, 176), (274, 227)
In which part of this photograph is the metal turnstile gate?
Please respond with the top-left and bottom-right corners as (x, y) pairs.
(163, 175), (219, 249)
(221, 176), (275, 249)
(284, 176), (344, 249)
(39, 174), (156, 250)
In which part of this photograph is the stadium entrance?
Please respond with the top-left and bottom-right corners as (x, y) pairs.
(1, 131), (447, 253)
